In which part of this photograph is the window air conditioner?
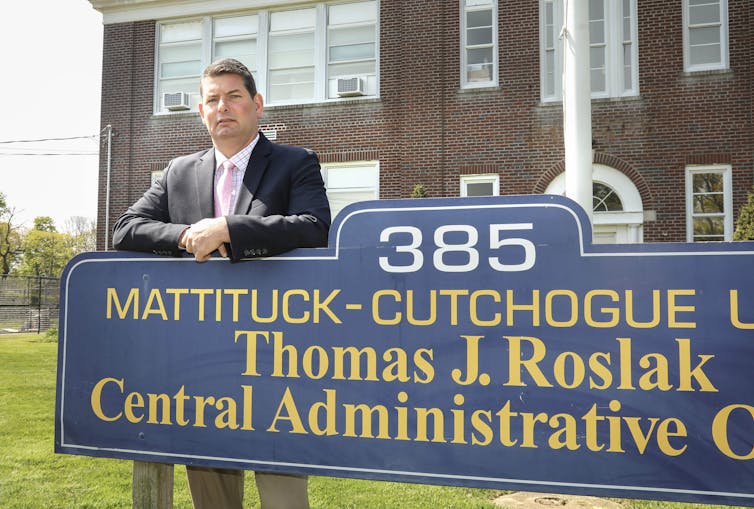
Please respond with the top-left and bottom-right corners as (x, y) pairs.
(163, 92), (191, 111)
(336, 77), (365, 97)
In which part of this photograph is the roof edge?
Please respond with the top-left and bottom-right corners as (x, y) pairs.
(89, 0), (305, 24)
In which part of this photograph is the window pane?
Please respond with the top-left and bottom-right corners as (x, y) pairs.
(330, 61), (375, 77)
(589, 0), (604, 20)
(329, 1), (377, 25)
(589, 20), (605, 44)
(161, 60), (202, 78)
(215, 40), (257, 70)
(623, 44), (632, 90)
(689, 3), (720, 25)
(467, 26), (493, 46)
(270, 8), (316, 31)
(269, 33), (315, 68)
(593, 183), (623, 211)
(328, 190), (376, 218)
(329, 25), (375, 46)
(689, 25), (721, 46)
(468, 47), (493, 66)
(545, 51), (555, 96)
(161, 43), (201, 64)
(467, 10), (492, 29)
(214, 15), (258, 37)
(693, 173), (723, 192)
(693, 216), (725, 239)
(270, 68), (314, 101)
(591, 70), (606, 92)
(590, 47), (606, 92)
(690, 44), (722, 66)
(693, 194), (725, 213)
(329, 26), (375, 63)
(161, 21), (201, 43)
(161, 77), (199, 96)
(622, 0), (632, 40)
(330, 43), (375, 62)
(466, 182), (494, 197)
(467, 63), (493, 83)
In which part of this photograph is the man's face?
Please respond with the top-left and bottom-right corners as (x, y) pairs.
(198, 73), (263, 154)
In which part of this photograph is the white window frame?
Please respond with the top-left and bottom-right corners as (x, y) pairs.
(154, 18), (209, 114)
(539, 0), (639, 102)
(320, 161), (380, 219)
(685, 165), (733, 242)
(460, 174), (500, 197)
(460, 0), (498, 89)
(682, 0), (729, 73)
(327, 1), (379, 99)
(154, 1), (379, 114)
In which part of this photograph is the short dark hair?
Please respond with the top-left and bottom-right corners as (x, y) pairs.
(200, 58), (257, 98)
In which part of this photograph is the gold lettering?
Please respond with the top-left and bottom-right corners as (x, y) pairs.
(90, 377), (123, 421)
(106, 288), (138, 319)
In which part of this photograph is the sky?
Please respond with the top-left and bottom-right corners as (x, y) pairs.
(0, 0), (103, 232)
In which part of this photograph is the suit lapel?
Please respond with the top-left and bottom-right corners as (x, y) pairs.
(196, 149), (216, 219)
(234, 133), (271, 215)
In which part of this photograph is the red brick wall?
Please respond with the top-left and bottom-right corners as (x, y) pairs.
(97, 0), (754, 248)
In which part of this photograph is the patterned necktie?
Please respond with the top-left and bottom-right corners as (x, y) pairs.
(214, 160), (236, 217)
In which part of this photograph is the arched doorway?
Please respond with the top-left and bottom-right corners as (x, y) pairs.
(545, 164), (644, 243)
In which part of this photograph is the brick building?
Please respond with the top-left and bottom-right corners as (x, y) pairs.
(90, 0), (753, 249)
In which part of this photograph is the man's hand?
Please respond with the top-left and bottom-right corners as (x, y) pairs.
(180, 217), (231, 262)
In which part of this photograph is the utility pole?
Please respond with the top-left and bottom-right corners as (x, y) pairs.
(103, 125), (113, 251)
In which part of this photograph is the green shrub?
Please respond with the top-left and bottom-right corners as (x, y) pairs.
(43, 326), (59, 342)
(411, 184), (428, 198)
(733, 185), (754, 241)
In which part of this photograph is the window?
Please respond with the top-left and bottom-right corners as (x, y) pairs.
(540, 0), (638, 101)
(683, 0), (728, 72)
(214, 15), (259, 81)
(320, 162), (379, 219)
(460, 174), (499, 197)
(327, 2), (378, 99)
(593, 182), (622, 212)
(155, 1), (378, 113)
(686, 166), (733, 242)
(269, 9), (316, 103)
(461, 0), (498, 88)
(156, 20), (203, 111)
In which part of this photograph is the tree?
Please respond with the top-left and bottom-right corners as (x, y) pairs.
(0, 192), (23, 275)
(33, 216), (57, 232)
(733, 185), (754, 241)
(15, 217), (74, 278)
(64, 216), (97, 254)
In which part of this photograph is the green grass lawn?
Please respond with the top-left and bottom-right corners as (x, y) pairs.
(0, 333), (746, 509)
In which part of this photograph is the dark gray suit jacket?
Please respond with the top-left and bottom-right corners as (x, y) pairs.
(112, 133), (330, 261)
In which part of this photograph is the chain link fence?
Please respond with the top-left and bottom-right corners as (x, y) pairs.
(0, 276), (60, 333)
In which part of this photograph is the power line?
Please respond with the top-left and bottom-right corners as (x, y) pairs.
(0, 152), (99, 156)
(0, 133), (101, 145)
(0, 129), (105, 157)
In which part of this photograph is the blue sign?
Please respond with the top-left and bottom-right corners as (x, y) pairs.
(56, 195), (754, 505)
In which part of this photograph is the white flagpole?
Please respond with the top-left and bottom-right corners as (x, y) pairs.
(562, 0), (593, 224)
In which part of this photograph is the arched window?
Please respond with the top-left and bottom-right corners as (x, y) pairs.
(545, 164), (644, 243)
(593, 182), (623, 212)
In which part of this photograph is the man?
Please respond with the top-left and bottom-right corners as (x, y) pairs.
(112, 58), (330, 509)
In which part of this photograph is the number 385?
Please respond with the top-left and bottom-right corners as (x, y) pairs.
(378, 223), (536, 273)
